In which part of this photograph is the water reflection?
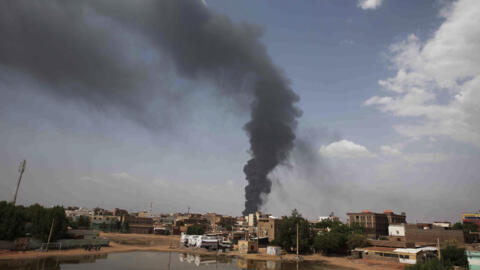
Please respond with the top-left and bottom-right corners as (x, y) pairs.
(178, 253), (232, 267)
(0, 252), (351, 270)
(0, 253), (108, 270)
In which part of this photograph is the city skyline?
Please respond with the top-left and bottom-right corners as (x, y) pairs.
(1, 0), (479, 222)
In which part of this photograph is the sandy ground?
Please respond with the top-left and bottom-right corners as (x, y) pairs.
(0, 233), (405, 270)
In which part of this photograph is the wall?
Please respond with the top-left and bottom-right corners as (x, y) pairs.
(405, 227), (464, 245)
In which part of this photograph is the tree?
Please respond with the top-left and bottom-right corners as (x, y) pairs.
(441, 245), (468, 268)
(452, 222), (463, 230)
(313, 232), (347, 255)
(77, 216), (91, 228)
(452, 222), (478, 232)
(348, 223), (366, 234)
(274, 209), (313, 254)
(186, 225), (205, 235)
(463, 222), (478, 232)
(347, 233), (368, 249)
(0, 201), (26, 240)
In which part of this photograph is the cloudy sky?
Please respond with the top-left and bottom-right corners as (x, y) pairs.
(0, 0), (479, 222)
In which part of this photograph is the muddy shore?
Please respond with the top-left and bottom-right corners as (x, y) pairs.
(0, 233), (404, 270)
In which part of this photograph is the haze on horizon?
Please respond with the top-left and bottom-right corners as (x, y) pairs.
(1, 0), (479, 223)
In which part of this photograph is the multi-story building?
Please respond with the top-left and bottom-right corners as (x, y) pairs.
(65, 207), (93, 222)
(463, 212), (480, 232)
(347, 210), (406, 237)
(127, 216), (154, 234)
(257, 217), (279, 242)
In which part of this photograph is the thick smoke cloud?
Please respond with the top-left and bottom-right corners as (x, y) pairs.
(0, 0), (301, 215)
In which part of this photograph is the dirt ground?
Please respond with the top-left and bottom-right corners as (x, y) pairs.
(0, 233), (405, 270)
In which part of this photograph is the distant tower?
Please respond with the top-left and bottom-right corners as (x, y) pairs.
(12, 160), (26, 205)
(150, 201), (153, 216)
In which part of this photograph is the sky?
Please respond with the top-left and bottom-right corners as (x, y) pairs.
(0, 0), (479, 222)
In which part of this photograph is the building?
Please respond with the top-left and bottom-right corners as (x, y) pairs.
(384, 223), (465, 247)
(91, 215), (121, 231)
(317, 215), (340, 222)
(384, 210), (406, 224)
(238, 240), (258, 254)
(347, 210), (406, 237)
(388, 223), (406, 240)
(403, 224), (464, 246)
(113, 208), (129, 217)
(65, 208), (93, 222)
(257, 217), (279, 242)
(128, 216), (154, 234)
(355, 246), (437, 265)
(432, 221), (451, 229)
(467, 250), (480, 270)
(463, 212), (480, 232)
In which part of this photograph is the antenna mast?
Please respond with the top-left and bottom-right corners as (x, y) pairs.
(12, 160), (26, 205)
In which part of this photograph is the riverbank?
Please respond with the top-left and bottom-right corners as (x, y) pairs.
(0, 233), (404, 270)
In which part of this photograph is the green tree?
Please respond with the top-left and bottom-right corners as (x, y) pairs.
(186, 225), (205, 235)
(452, 222), (463, 230)
(274, 209), (313, 254)
(441, 245), (468, 267)
(77, 216), (91, 228)
(348, 222), (366, 234)
(463, 222), (478, 232)
(347, 233), (368, 249)
(313, 232), (347, 255)
(0, 201), (26, 240)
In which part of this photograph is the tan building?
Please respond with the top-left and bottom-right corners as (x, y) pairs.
(257, 217), (279, 242)
(238, 240), (258, 254)
(128, 216), (154, 234)
(347, 210), (406, 237)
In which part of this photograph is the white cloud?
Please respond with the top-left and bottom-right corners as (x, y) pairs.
(319, 140), (374, 158)
(111, 172), (139, 183)
(365, 0), (480, 147)
(340, 39), (356, 46)
(357, 0), (383, 10)
(380, 145), (401, 155)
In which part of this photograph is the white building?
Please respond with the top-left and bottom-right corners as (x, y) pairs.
(65, 208), (93, 221)
(394, 247), (437, 264)
(432, 221), (451, 228)
(318, 216), (339, 222)
(388, 223), (406, 237)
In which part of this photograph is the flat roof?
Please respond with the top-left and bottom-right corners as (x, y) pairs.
(357, 246), (397, 252)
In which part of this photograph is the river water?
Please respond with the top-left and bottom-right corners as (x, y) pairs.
(0, 251), (353, 270)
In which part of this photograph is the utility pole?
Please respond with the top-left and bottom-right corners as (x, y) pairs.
(46, 218), (55, 252)
(12, 160), (26, 205)
(437, 237), (441, 260)
(296, 222), (299, 256)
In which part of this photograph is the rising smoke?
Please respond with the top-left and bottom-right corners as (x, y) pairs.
(0, 0), (301, 215)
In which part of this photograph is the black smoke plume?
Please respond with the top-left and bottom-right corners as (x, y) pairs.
(0, 0), (301, 215)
